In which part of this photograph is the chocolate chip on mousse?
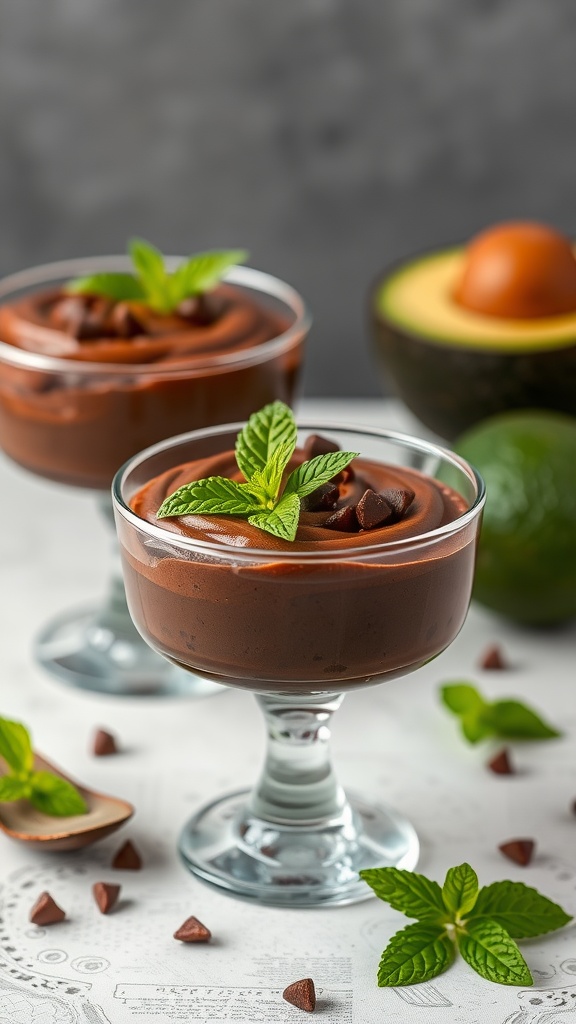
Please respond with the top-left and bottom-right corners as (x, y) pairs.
(356, 489), (394, 530)
(303, 433), (341, 460)
(178, 293), (223, 326)
(110, 302), (144, 338)
(380, 487), (416, 520)
(324, 505), (360, 532)
(300, 482), (340, 513)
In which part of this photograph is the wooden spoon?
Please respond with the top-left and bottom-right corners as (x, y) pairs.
(0, 754), (134, 851)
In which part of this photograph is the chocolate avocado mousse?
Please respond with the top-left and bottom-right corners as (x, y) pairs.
(117, 406), (478, 693)
(0, 243), (305, 489)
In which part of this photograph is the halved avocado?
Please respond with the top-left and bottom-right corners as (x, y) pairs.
(371, 248), (576, 440)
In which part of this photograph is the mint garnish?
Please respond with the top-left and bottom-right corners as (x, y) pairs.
(157, 401), (358, 542)
(360, 863), (571, 988)
(0, 717), (88, 818)
(67, 238), (248, 314)
(441, 683), (560, 744)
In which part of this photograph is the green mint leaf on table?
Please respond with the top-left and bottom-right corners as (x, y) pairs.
(457, 919), (533, 986)
(360, 863), (571, 988)
(442, 863), (479, 918)
(360, 867), (446, 923)
(27, 772), (88, 817)
(67, 239), (248, 314)
(0, 716), (87, 817)
(471, 880), (572, 938)
(0, 717), (34, 773)
(377, 922), (455, 987)
(441, 683), (560, 744)
(157, 401), (359, 542)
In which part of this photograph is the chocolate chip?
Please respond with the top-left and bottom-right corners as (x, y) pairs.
(488, 748), (514, 775)
(29, 892), (66, 926)
(283, 978), (316, 1012)
(480, 645), (508, 670)
(49, 296), (86, 332)
(324, 505), (359, 532)
(92, 729), (118, 756)
(332, 464), (355, 484)
(356, 489), (394, 530)
(173, 915), (212, 943)
(498, 839), (535, 866)
(300, 483), (339, 513)
(92, 882), (121, 915)
(380, 487), (416, 520)
(303, 434), (340, 459)
(111, 839), (142, 870)
(111, 302), (144, 338)
(178, 293), (223, 325)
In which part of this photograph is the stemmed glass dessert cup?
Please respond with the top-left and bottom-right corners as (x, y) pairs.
(0, 257), (309, 696)
(113, 421), (485, 907)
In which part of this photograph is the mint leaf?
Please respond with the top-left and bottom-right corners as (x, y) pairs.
(441, 683), (487, 716)
(485, 700), (560, 740)
(66, 273), (146, 302)
(458, 919), (532, 986)
(0, 775), (30, 801)
(235, 401), (297, 481)
(0, 717), (34, 774)
(440, 683), (560, 745)
(442, 863), (479, 918)
(360, 867), (447, 923)
(157, 477), (260, 519)
(284, 450), (359, 500)
(249, 439), (296, 503)
(470, 880), (572, 938)
(377, 922), (454, 987)
(28, 772), (88, 817)
(130, 237), (171, 313)
(169, 249), (247, 300)
(247, 492), (301, 542)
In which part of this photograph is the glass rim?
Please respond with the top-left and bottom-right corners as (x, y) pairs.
(112, 419), (486, 561)
(0, 258), (311, 376)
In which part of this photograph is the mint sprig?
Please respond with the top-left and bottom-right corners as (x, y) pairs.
(67, 238), (248, 314)
(360, 863), (571, 988)
(441, 683), (561, 744)
(157, 401), (358, 542)
(0, 717), (88, 818)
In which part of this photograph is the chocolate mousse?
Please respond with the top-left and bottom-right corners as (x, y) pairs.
(121, 444), (478, 692)
(0, 269), (302, 489)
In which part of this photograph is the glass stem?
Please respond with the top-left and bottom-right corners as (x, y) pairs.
(249, 693), (348, 824)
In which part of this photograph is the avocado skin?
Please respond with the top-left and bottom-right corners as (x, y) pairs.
(371, 316), (576, 440)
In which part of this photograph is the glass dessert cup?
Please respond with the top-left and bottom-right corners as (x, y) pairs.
(113, 422), (485, 906)
(0, 258), (309, 695)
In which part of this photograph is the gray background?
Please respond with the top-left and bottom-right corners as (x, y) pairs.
(1, 0), (576, 395)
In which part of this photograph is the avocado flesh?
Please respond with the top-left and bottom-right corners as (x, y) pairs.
(371, 248), (576, 440)
(378, 248), (576, 352)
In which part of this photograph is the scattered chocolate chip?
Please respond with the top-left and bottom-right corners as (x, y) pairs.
(480, 644), (508, 670)
(110, 302), (144, 338)
(498, 839), (535, 866)
(92, 728), (118, 756)
(92, 882), (121, 915)
(488, 748), (514, 775)
(356, 489), (394, 530)
(173, 915), (212, 943)
(324, 505), (359, 532)
(300, 483), (339, 513)
(380, 487), (416, 520)
(111, 839), (142, 870)
(283, 978), (316, 1013)
(29, 892), (66, 926)
(303, 434), (340, 459)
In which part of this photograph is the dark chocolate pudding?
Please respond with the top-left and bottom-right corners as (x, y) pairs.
(121, 448), (477, 692)
(0, 277), (302, 489)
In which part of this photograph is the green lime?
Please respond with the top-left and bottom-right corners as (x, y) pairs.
(455, 410), (576, 625)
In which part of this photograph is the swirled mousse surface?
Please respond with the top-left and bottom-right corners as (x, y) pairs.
(122, 448), (477, 692)
(0, 287), (298, 489)
(0, 284), (287, 364)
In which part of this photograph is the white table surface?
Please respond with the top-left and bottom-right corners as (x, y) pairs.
(0, 398), (575, 1024)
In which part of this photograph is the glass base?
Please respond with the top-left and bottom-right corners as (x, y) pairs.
(179, 787), (419, 907)
(35, 604), (224, 698)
